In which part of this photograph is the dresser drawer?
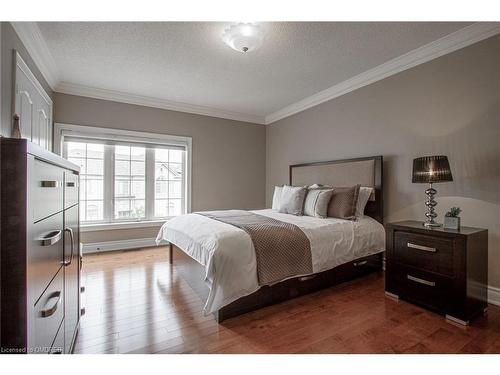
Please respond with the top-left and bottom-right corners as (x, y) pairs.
(387, 264), (457, 312)
(32, 159), (64, 222)
(28, 212), (64, 304)
(32, 267), (64, 354)
(64, 171), (79, 209)
(393, 231), (455, 277)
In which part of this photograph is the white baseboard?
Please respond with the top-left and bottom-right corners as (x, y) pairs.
(82, 237), (158, 254)
(488, 285), (500, 307)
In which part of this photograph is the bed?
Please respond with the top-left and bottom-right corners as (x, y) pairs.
(156, 156), (385, 322)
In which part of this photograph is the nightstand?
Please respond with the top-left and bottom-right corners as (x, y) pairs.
(385, 221), (488, 325)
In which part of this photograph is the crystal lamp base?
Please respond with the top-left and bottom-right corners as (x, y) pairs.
(422, 182), (441, 228)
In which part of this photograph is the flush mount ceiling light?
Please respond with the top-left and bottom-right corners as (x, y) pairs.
(222, 23), (265, 53)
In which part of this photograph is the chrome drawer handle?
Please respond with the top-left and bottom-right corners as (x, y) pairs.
(37, 230), (62, 246)
(62, 227), (74, 266)
(40, 291), (61, 318)
(40, 180), (61, 188)
(407, 274), (435, 287)
(407, 242), (436, 252)
(354, 260), (368, 267)
(66, 181), (77, 187)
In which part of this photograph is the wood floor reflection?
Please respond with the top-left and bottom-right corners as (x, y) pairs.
(74, 247), (500, 354)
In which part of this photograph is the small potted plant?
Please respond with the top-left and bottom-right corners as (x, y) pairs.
(444, 206), (462, 230)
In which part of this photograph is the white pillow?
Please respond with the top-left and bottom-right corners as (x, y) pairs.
(355, 187), (374, 218)
(272, 186), (283, 210)
(303, 188), (334, 218)
(278, 185), (307, 215)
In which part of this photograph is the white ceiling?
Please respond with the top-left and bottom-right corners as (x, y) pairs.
(34, 22), (482, 123)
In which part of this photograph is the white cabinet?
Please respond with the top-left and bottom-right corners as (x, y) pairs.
(14, 51), (53, 151)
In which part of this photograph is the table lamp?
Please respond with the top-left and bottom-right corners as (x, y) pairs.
(412, 155), (453, 227)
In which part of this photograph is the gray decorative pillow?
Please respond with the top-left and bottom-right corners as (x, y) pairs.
(278, 185), (307, 215)
(272, 186), (283, 210)
(304, 188), (334, 218)
(327, 185), (361, 220)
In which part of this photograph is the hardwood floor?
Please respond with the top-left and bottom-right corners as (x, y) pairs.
(74, 247), (500, 354)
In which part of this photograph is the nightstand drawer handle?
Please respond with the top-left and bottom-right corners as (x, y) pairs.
(407, 274), (435, 287)
(407, 242), (436, 252)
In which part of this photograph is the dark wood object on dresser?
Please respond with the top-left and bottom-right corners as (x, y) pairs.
(385, 220), (488, 325)
(0, 138), (81, 354)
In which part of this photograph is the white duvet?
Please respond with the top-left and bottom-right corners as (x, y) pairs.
(156, 209), (385, 314)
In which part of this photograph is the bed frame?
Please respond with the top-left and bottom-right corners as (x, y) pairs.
(168, 155), (384, 322)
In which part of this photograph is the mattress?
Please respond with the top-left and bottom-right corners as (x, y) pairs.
(156, 209), (385, 314)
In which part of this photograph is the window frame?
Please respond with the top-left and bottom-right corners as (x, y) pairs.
(54, 123), (192, 228)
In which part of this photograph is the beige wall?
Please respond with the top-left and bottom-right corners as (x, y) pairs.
(54, 93), (267, 244)
(266, 35), (500, 288)
(1, 23), (54, 137)
(5, 21), (497, 288)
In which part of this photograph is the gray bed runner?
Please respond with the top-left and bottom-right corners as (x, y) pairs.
(197, 210), (313, 285)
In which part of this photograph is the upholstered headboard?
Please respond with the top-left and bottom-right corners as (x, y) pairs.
(289, 156), (383, 224)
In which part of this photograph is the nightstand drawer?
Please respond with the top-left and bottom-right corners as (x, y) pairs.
(386, 221), (488, 324)
(387, 264), (456, 312)
(394, 231), (455, 277)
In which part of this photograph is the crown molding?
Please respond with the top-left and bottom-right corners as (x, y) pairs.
(55, 82), (266, 124)
(265, 22), (500, 125)
(12, 22), (500, 126)
(11, 21), (264, 124)
(10, 22), (59, 90)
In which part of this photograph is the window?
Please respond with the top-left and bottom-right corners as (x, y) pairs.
(57, 124), (191, 226)
(154, 148), (184, 217)
(114, 145), (146, 220)
(66, 142), (105, 222)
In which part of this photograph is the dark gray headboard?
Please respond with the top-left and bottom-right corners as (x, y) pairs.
(289, 156), (383, 224)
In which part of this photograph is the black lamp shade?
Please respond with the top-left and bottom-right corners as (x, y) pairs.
(412, 155), (453, 183)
